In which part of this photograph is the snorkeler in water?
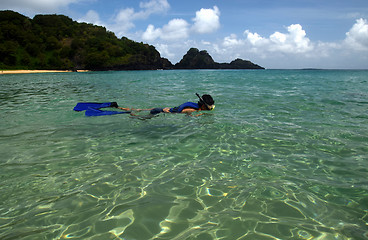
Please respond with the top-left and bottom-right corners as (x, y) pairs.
(116, 93), (215, 116)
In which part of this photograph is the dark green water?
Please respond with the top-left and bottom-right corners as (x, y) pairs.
(0, 70), (367, 239)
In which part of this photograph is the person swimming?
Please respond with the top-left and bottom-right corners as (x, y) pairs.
(116, 93), (215, 116)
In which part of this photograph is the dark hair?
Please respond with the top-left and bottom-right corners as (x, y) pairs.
(198, 94), (214, 107)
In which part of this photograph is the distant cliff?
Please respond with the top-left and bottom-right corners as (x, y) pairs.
(174, 48), (264, 69)
(0, 11), (172, 70)
(175, 48), (217, 69)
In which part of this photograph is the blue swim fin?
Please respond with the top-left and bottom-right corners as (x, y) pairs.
(73, 102), (115, 111)
(73, 102), (130, 116)
(85, 107), (130, 116)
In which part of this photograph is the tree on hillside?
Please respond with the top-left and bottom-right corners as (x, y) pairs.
(0, 10), (172, 70)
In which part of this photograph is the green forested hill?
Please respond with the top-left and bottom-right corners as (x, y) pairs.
(0, 11), (172, 70)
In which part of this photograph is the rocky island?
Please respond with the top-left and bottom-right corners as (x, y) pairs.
(175, 48), (264, 69)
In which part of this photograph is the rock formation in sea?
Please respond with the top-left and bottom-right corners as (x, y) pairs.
(174, 48), (264, 70)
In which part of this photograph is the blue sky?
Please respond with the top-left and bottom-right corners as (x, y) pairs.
(1, 0), (368, 69)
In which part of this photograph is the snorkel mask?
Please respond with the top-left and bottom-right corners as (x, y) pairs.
(196, 93), (215, 111)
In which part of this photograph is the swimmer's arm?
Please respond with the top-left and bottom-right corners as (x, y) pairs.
(181, 108), (197, 114)
(116, 106), (154, 112)
(181, 108), (205, 117)
(116, 106), (131, 111)
(162, 107), (205, 115)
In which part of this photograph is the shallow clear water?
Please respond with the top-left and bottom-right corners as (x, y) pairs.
(0, 70), (367, 239)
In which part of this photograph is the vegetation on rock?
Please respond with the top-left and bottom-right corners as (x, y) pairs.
(0, 11), (172, 70)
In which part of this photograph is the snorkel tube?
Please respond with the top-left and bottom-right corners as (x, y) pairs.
(196, 93), (215, 110)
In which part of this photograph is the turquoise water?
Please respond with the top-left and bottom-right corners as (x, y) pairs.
(0, 70), (367, 239)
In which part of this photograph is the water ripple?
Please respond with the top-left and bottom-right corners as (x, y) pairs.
(1, 70), (367, 239)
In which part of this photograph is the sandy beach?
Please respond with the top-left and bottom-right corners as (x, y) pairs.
(0, 70), (89, 74)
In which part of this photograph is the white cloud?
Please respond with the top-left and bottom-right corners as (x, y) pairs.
(344, 18), (368, 50)
(142, 5), (220, 43)
(139, 0), (170, 16)
(214, 23), (316, 65)
(155, 43), (175, 59)
(192, 6), (220, 34)
(242, 24), (313, 54)
(223, 34), (244, 47)
(161, 19), (190, 40)
(212, 20), (368, 68)
(116, 0), (170, 21)
(115, 8), (135, 22)
(111, 8), (137, 35)
(79, 0), (170, 37)
(142, 24), (162, 41)
(143, 19), (190, 41)
(78, 10), (103, 26)
(111, 0), (170, 37)
(245, 32), (265, 45)
(0, 0), (81, 13)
